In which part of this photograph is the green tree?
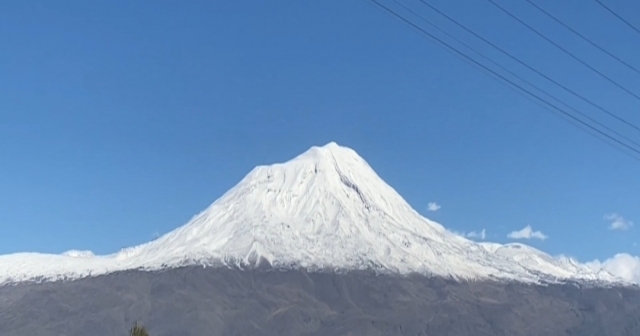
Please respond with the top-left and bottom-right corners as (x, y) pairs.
(129, 322), (149, 336)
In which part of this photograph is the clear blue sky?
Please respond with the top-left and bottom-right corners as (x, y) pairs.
(1, 0), (639, 264)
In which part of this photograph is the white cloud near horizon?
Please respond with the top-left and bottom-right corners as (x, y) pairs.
(605, 213), (633, 231)
(507, 225), (548, 240)
(427, 202), (441, 212)
(587, 254), (640, 283)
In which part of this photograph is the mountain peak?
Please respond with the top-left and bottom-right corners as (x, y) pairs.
(0, 143), (622, 285)
(287, 142), (362, 166)
(137, 141), (444, 269)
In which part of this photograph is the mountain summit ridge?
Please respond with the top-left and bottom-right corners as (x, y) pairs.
(0, 142), (621, 285)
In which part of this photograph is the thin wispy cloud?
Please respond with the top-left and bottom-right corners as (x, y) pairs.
(466, 229), (487, 240)
(452, 229), (487, 240)
(605, 213), (633, 231)
(507, 225), (548, 240)
(427, 202), (441, 212)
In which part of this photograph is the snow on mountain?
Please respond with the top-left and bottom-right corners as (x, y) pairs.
(0, 142), (622, 285)
(479, 243), (614, 282)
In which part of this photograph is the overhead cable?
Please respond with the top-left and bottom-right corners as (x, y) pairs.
(487, 0), (640, 102)
(392, 0), (640, 150)
(366, 0), (640, 161)
(595, 0), (640, 36)
(524, 0), (640, 75)
(418, 0), (640, 134)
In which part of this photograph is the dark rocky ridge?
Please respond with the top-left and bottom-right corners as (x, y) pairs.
(1, 266), (639, 336)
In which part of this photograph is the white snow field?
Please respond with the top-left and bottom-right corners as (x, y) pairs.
(0, 142), (620, 285)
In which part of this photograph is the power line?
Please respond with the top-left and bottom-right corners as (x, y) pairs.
(392, 0), (640, 150)
(366, 0), (640, 161)
(594, 0), (640, 36)
(370, 0), (640, 158)
(486, 0), (640, 102)
(417, 0), (640, 134)
(525, 0), (640, 75)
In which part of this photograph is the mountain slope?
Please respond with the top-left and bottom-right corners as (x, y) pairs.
(3, 267), (640, 336)
(0, 142), (619, 285)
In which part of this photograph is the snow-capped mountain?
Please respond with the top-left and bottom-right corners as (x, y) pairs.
(0, 142), (620, 285)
